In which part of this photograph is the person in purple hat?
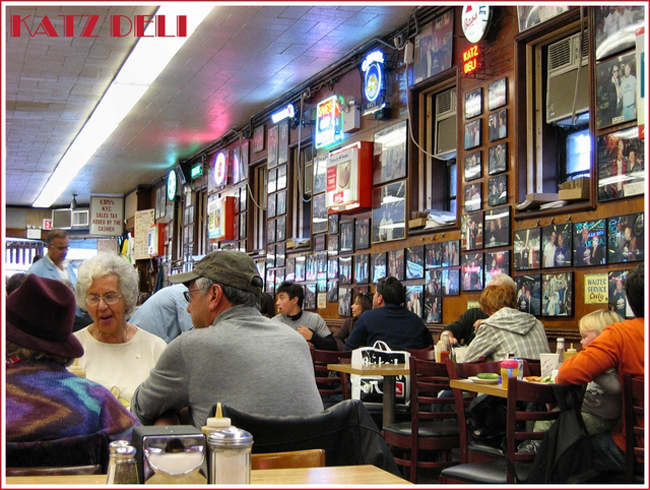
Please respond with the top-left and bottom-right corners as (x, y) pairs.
(6, 275), (138, 443)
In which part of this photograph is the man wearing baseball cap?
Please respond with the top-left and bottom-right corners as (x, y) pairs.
(131, 250), (323, 428)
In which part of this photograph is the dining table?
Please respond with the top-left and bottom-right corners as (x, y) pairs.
(450, 378), (508, 398)
(4, 464), (411, 485)
(327, 362), (410, 428)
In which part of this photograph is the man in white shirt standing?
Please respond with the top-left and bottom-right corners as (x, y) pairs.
(27, 230), (77, 289)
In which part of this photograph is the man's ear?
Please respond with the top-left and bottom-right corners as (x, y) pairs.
(208, 284), (223, 311)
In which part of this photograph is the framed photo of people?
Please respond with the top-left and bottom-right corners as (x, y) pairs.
(596, 51), (638, 129)
(541, 224), (572, 268)
(266, 244), (276, 268)
(327, 280), (338, 302)
(372, 252), (387, 283)
(267, 125), (278, 168)
(573, 219), (606, 266)
(461, 211), (483, 251)
(339, 221), (354, 253)
(425, 269), (442, 296)
(284, 257), (295, 282)
(312, 192), (328, 234)
(304, 283), (316, 310)
(488, 108), (507, 142)
(461, 252), (484, 292)
(464, 119), (481, 150)
(328, 213), (339, 234)
(488, 175), (507, 207)
(487, 76), (507, 110)
(267, 219), (276, 244)
(267, 192), (276, 218)
(313, 154), (328, 194)
(276, 216), (286, 243)
(405, 285), (424, 318)
(513, 228), (541, 270)
(277, 121), (289, 165)
(338, 256), (353, 285)
(277, 164), (287, 190)
(595, 6), (645, 61)
(541, 272), (573, 317)
(276, 190), (287, 216)
(328, 234), (339, 256)
(424, 296), (442, 324)
(372, 180), (407, 243)
(485, 250), (510, 284)
(405, 246), (424, 280)
(241, 140), (249, 167)
(464, 182), (481, 212)
(265, 269), (275, 294)
(608, 269), (633, 318)
(355, 217), (371, 250)
(354, 254), (370, 284)
(607, 212), (644, 263)
(484, 206), (510, 249)
(253, 125), (265, 153)
(464, 150), (482, 182)
(411, 11), (453, 85)
(388, 248), (405, 281)
(338, 287), (352, 316)
(327, 257), (338, 280)
(443, 240), (460, 267)
(373, 120), (407, 185)
(267, 168), (277, 194)
(426, 242), (443, 268)
(597, 127), (644, 202)
(488, 142), (507, 175)
(442, 268), (460, 296)
(515, 274), (541, 316)
(465, 88), (482, 119)
(295, 255), (306, 282)
(276, 241), (286, 268)
(314, 234), (326, 251)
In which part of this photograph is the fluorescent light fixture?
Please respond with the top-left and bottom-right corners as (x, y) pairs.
(270, 103), (295, 124)
(33, 4), (214, 208)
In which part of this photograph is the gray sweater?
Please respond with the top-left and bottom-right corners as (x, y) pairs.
(131, 305), (323, 428)
(273, 311), (337, 351)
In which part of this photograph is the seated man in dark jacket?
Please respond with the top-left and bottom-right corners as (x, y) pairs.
(344, 277), (433, 350)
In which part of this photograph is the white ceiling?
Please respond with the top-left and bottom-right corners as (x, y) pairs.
(4, 4), (416, 208)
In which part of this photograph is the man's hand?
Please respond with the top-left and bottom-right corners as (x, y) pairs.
(297, 325), (314, 341)
(441, 330), (458, 345)
(473, 319), (484, 330)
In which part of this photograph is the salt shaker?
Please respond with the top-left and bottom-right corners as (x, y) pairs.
(106, 440), (130, 484)
(207, 427), (253, 484)
(111, 445), (139, 484)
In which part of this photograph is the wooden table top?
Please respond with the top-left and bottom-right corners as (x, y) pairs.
(450, 378), (508, 398)
(327, 363), (410, 376)
(5, 465), (410, 485)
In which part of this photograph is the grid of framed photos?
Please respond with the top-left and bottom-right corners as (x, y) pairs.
(424, 240), (460, 297)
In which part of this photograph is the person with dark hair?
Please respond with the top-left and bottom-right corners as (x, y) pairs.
(6, 273), (26, 296)
(274, 281), (336, 350)
(132, 251), (323, 428)
(557, 262), (644, 476)
(258, 292), (276, 318)
(344, 277), (433, 351)
(6, 275), (137, 443)
(334, 292), (373, 350)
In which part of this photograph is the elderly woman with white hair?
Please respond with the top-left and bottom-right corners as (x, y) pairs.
(73, 252), (166, 406)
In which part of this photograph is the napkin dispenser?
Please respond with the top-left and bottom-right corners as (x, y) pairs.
(133, 425), (207, 484)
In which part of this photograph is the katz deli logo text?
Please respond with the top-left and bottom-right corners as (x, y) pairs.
(10, 14), (188, 38)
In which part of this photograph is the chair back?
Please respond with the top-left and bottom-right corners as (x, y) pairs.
(310, 348), (352, 400)
(251, 449), (325, 470)
(406, 346), (435, 360)
(624, 374), (644, 483)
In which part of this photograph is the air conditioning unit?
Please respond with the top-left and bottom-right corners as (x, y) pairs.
(434, 87), (457, 160)
(546, 31), (589, 125)
(72, 209), (89, 228)
(51, 208), (90, 229)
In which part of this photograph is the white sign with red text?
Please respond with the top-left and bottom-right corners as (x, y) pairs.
(90, 195), (124, 236)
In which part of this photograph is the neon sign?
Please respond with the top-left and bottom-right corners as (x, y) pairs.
(315, 95), (343, 149)
(463, 45), (479, 74)
(362, 50), (387, 115)
(213, 151), (228, 187)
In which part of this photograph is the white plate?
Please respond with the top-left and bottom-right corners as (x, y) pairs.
(468, 376), (500, 385)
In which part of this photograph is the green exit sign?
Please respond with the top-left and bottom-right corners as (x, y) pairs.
(190, 163), (203, 179)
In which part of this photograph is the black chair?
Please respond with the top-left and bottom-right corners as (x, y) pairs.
(220, 399), (400, 476)
(624, 374), (644, 484)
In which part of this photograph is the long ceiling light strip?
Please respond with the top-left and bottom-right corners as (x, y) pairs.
(33, 3), (213, 208)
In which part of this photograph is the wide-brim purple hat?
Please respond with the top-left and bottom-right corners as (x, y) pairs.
(6, 274), (84, 359)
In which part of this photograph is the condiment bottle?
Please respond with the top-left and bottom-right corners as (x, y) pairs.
(440, 332), (451, 362)
(556, 337), (565, 363)
(563, 344), (578, 361)
(500, 359), (518, 390)
(208, 427), (253, 484)
(109, 444), (139, 484)
(202, 402), (232, 436)
(106, 440), (130, 484)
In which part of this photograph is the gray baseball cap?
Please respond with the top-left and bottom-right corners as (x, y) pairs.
(170, 250), (263, 294)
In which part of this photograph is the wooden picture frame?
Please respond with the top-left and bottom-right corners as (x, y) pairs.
(542, 272), (573, 317)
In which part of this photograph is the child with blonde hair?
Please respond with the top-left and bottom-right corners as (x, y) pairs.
(577, 309), (624, 435)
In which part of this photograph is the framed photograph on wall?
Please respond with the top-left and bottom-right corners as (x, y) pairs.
(338, 287), (352, 316)
(607, 212), (644, 263)
(484, 206), (510, 248)
(406, 245), (424, 280)
(240, 185), (247, 212)
(464, 119), (481, 150)
(442, 268), (460, 296)
(373, 120), (407, 185)
(515, 274), (541, 315)
(513, 228), (541, 270)
(461, 211), (484, 251)
(372, 180), (407, 243)
(266, 244), (276, 268)
(295, 255), (306, 282)
(239, 210), (247, 239)
(327, 257), (338, 280)
(277, 121), (289, 165)
(461, 252), (484, 292)
(597, 127), (644, 202)
(339, 221), (354, 253)
(464, 182), (482, 212)
(488, 174), (507, 206)
(328, 234), (339, 256)
(465, 87), (482, 119)
(253, 125), (265, 153)
(328, 213), (339, 234)
(443, 240), (460, 267)
(313, 154), (328, 194)
(485, 250), (510, 283)
(267, 192), (276, 218)
(405, 285), (424, 318)
(609, 269), (634, 318)
(277, 164), (287, 190)
(304, 283), (316, 310)
(541, 224), (573, 268)
(276, 241), (286, 267)
(424, 296), (442, 324)
(276, 190), (286, 216)
(517, 6), (568, 33)
(338, 256), (353, 285)
(312, 193), (328, 234)
(285, 256), (295, 282)
(355, 217), (371, 250)
(267, 125), (278, 168)
(488, 142), (507, 175)
(425, 269), (442, 296)
(276, 216), (286, 242)
(265, 269), (275, 294)
(426, 243), (443, 268)
(388, 248), (405, 281)
(241, 140), (249, 167)
(314, 234), (326, 251)
(595, 6), (645, 60)
(542, 272), (573, 317)
(372, 252), (387, 283)
(306, 254), (316, 281)
(596, 51), (638, 129)
(488, 108), (507, 142)
(487, 76), (507, 110)
(267, 219), (276, 244)
(354, 254), (370, 284)
(411, 11), (453, 85)
(327, 280), (338, 302)
(464, 150), (482, 181)
(573, 219), (607, 266)
(267, 168), (277, 194)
